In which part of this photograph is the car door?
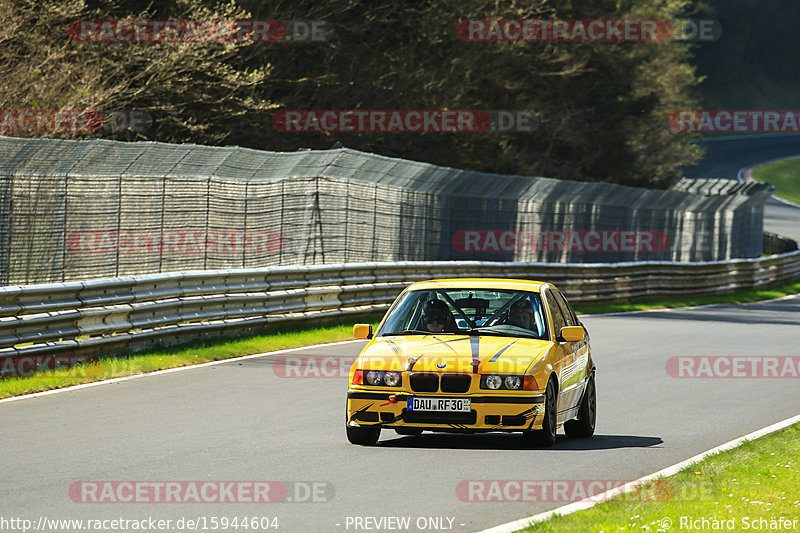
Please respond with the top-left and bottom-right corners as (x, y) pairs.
(551, 289), (590, 414)
(543, 288), (572, 425)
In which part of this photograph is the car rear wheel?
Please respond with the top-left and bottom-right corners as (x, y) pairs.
(395, 428), (423, 436)
(524, 378), (557, 447)
(564, 372), (596, 438)
(346, 425), (380, 445)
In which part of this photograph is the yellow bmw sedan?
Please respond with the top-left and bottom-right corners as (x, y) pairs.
(346, 278), (595, 446)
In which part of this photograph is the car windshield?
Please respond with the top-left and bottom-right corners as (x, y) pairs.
(377, 288), (548, 340)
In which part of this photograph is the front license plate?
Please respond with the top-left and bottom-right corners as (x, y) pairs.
(407, 398), (471, 412)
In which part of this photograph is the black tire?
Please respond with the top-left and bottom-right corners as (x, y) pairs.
(346, 425), (380, 445)
(564, 373), (596, 438)
(524, 378), (557, 447)
(394, 428), (423, 436)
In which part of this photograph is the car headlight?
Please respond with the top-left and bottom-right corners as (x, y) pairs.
(484, 375), (503, 390)
(481, 374), (527, 390)
(383, 371), (402, 387)
(360, 370), (402, 387)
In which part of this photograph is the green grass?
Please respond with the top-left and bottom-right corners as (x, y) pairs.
(752, 157), (800, 205)
(0, 315), (383, 399)
(573, 277), (800, 315)
(519, 422), (800, 532)
(2, 276), (800, 398)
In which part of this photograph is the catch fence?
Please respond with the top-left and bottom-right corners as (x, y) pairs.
(0, 136), (774, 285)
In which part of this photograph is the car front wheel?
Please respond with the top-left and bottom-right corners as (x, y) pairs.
(524, 378), (557, 447)
(564, 372), (596, 438)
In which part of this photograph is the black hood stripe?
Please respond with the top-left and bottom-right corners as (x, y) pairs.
(422, 336), (464, 355)
(385, 339), (401, 356)
(470, 336), (480, 374)
(489, 340), (518, 362)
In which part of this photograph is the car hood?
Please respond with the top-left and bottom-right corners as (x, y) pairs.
(359, 334), (553, 375)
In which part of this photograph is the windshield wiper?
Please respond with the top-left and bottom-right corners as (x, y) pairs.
(465, 328), (505, 337)
(465, 328), (540, 339)
(381, 329), (454, 336)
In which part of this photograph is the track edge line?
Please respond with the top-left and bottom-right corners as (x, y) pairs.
(474, 412), (800, 533)
(0, 339), (364, 405)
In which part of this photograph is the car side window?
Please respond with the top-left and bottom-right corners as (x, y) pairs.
(552, 290), (578, 327)
(545, 290), (567, 340)
(531, 295), (548, 338)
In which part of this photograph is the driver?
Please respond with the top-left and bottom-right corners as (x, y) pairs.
(422, 299), (454, 333)
(508, 298), (535, 330)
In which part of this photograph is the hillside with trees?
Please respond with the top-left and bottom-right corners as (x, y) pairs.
(692, 0), (800, 109)
(1, 0), (704, 187)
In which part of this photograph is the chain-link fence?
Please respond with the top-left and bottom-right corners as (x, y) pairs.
(0, 136), (774, 285)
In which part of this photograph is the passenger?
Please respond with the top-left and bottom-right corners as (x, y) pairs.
(422, 299), (454, 333)
(508, 298), (535, 330)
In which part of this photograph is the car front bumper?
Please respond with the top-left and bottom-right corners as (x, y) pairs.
(346, 390), (546, 432)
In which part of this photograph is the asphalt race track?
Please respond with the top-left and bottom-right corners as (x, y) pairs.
(1, 136), (799, 533)
(684, 135), (800, 241)
(1, 293), (800, 532)
(684, 134), (800, 179)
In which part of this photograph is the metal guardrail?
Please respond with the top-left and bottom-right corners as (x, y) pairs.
(764, 231), (799, 255)
(1, 252), (800, 374)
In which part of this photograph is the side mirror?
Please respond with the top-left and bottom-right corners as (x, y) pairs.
(560, 326), (584, 342)
(353, 324), (373, 340)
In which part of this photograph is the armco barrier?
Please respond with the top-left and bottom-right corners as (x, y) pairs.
(1, 252), (800, 373)
(764, 231), (799, 255)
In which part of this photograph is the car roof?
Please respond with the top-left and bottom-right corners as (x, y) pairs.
(404, 278), (551, 293)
